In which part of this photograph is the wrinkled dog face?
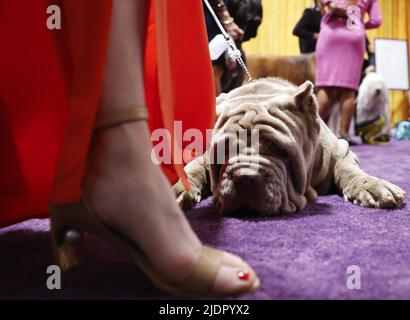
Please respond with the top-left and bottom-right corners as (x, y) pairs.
(210, 78), (321, 216)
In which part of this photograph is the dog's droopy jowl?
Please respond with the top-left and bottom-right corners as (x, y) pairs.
(173, 78), (405, 215)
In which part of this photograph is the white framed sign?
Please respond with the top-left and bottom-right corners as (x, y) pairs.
(375, 38), (410, 91)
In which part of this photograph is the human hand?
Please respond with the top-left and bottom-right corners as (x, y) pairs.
(329, 2), (347, 17)
(225, 22), (244, 41)
(313, 32), (320, 40)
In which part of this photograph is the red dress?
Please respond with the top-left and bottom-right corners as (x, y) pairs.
(0, 0), (215, 227)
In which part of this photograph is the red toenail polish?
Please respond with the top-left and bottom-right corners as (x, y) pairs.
(237, 271), (250, 281)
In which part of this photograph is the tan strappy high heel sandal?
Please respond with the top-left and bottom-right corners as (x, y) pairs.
(50, 107), (260, 297)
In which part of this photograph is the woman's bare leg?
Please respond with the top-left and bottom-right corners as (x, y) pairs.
(339, 88), (356, 139)
(317, 87), (334, 122)
(82, 0), (258, 295)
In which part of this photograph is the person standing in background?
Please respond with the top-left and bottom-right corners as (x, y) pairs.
(315, 0), (382, 144)
(204, 0), (244, 95)
(219, 0), (263, 93)
(293, 0), (325, 54)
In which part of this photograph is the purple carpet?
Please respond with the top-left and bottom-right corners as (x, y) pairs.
(1, 140), (409, 300)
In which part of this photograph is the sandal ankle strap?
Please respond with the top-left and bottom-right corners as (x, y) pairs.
(94, 108), (149, 130)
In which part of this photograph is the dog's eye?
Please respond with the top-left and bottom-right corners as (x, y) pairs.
(212, 133), (241, 161)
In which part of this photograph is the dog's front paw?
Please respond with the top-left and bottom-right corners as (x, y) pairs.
(172, 180), (202, 210)
(344, 176), (406, 209)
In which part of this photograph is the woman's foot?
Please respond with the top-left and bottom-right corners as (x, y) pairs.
(82, 119), (260, 295)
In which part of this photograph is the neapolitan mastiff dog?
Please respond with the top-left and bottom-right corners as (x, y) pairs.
(173, 78), (405, 215)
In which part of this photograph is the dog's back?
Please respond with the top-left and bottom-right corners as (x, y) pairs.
(246, 54), (316, 86)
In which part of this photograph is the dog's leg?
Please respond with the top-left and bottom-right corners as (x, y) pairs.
(334, 151), (405, 208)
(172, 153), (211, 209)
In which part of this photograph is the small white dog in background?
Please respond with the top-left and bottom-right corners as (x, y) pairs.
(328, 72), (390, 136)
(356, 72), (390, 133)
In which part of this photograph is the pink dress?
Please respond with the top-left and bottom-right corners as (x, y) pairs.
(315, 0), (382, 90)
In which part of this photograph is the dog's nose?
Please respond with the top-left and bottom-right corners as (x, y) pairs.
(230, 169), (281, 214)
(232, 168), (262, 191)
(375, 89), (381, 95)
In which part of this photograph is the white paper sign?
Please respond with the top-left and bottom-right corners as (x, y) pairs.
(209, 34), (228, 61)
(375, 39), (409, 91)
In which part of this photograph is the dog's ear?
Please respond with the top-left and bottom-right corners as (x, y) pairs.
(293, 81), (318, 114)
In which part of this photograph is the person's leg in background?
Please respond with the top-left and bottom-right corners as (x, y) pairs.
(213, 65), (224, 96)
(317, 87), (334, 122)
(339, 88), (356, 140)
(82, 0), (258, 295)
